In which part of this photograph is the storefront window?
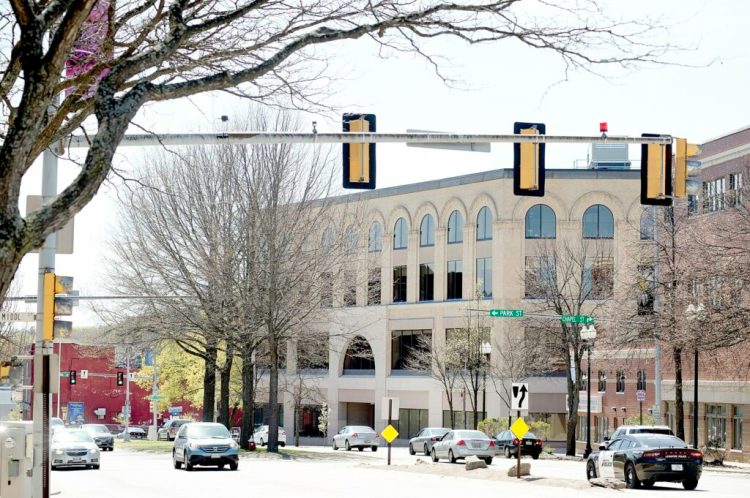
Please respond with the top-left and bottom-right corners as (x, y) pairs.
(706, 404), (727, 447)
(733, 406), (743, 450)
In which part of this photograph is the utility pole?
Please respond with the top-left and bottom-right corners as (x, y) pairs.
(152, 348), (158, 438)
(124, 348), (131, 442)
(652, 205), (662, 425)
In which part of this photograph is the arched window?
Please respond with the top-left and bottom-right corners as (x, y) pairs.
(393, 217), (408, 249)
(420, 214), (435, 247)
(321, 227), (334, 249)
(583, 205), (614, 239)
(640, 210), (655, 240)
(368, 222), (383, 252)
(476, 206), (492, 241)
(344, 226), (357, 255)
(448, 210), (464, 244)
(342, 336), (375, 373)
(525, 204), (556, 239)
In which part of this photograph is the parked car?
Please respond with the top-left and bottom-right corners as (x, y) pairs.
(431, 430), (494, 464)
(82, 424), (114, 451)
(159, 419), (191, 441)
(172, 422), (239, 471)
(408, 427), (449, 456)
(332, 426), (378, 452)
(253, 425), (287, 447)
(51, 429), (101, 470)
(586, 433), (702, 490)
(119, 427), (147, 440)
(494, 429), (543, 459)
(606, 425), (674, 442)
(51, 417), (65, 433)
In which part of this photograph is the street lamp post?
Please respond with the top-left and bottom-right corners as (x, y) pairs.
(581, 324), (597, 458)
(480, 342), (491, 421)
(686, 303), (705, 449)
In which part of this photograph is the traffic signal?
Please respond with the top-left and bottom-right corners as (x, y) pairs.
(342, 113), (376, 190)
(42, 272), (74, 341)
(674, 138), (701, 198)
(640, 134), (673, 206)
(117, 371), (124, 386)
(70, 370), (77, 385)
(513, 122), (546, 197)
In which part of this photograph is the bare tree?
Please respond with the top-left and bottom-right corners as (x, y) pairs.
(0, 1), (674, 304)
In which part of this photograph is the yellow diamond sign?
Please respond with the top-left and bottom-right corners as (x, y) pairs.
(510, 417), (529, 440)
(381, 424), (399, 444)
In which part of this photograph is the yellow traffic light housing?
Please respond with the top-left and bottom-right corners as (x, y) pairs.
(343, 113), (376, 190)
(674, 138), (701, 198)
(42, 272), (74, 341)
(513, 122), (546, 197)
(640, 133), (673, 206)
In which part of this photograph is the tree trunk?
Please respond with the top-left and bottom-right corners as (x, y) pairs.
(565, 351), (579, 456)
(447, 396), (455, 429)
(218, 352), (233, 428)
(267, 330), (280, 452)
(240, 349), (255, 449)
(202, 342), (218, 422)
(673, 346), (685, 440)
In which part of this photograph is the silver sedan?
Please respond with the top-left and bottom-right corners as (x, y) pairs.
(409, 427), (449, 456)
(430, 430), (495, 465)
(332, 425), (379, 452)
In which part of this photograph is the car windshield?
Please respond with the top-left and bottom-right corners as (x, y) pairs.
(51, 418), (64, 426)
(187, 424), (231, 439)
(53, 430), (93, 443)
(83, 425), (109, 434)
(454, 430), (488, 439)
(630, 428), (673, 435)
(432, 428), (449, 436)
(636, 435), (687, 449)
(523, 432), (537, 439)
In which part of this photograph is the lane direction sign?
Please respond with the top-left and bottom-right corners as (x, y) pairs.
(512, 382), (529, 411)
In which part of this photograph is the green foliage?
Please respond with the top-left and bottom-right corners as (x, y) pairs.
(134, 342), (205, 410)
(478, 418), (509, 437)
(529, 420), (551, 441)
(624, 414), (655, 426)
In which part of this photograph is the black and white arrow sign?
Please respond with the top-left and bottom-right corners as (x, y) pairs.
(511, 383), (529, 411)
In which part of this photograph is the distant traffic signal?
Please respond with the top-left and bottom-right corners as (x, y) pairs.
(117, 371), (124, 386)
(70, 370), (77, 385)
(674, 138), (701, 198)
(513, 122), (546, 197)
(342, 113), (376, 190)
(640, 134), (673, 206)
(42, 272), (74, 341)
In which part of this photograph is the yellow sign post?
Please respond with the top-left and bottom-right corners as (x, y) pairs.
(510, 417), (530, 479)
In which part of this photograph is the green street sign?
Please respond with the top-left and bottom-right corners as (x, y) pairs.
(148, 395), (162, 400)
(560, 315), (595, 324)
(489, 309), (524, 318)
(60, 372), (70, 377)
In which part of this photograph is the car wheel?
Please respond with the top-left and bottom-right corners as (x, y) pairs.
(280, 442), (285, 447)
(218, 464), (225, 470)
(345, 440), (351, 451)
(625, 463), (640, 489)
(260, 438), (265, 447)
(431, 448), (439, 463)
(371, 446), (377, 452)
(409, 444), (415, 456)
(642, 479), (655, 489)
(230, 462), (238, 471)
(184, 451), (193, 472)
(532, 453), (539, 460)
(173, 451), (182, 469)
(448, 449), (456, 463)
(586, 460), (596, 480)
(484, 457), (493, 465)
(332, 439), (338, 450)
(424, 444), (429, 456)
(93, 465), (100, 470)
(358, 447), (364, 452)
(682, 478), (698, 490)
(504, 447), (512, 459)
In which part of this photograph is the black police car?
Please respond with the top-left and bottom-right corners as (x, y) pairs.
(586, 433), (702, 490)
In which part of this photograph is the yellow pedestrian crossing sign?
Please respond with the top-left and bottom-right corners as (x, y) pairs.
(381, 424), (399, 444)
(511, 417), (529, 440)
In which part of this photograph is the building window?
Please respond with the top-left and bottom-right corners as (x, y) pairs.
(596, 416), (609, 443)
(394, 409), (429, 439)
(322, 227), (335, 249)
(367, 268), (381, 305)
(442, 410), (486, 430)
(640, 209), (655, 240)
(525, 204), (556, 239)
(583, 258), (614, 299)
(391, 329), (431, 370)
(344, 226), (357, 255)
(525, 256), (556, 298)
(368, 222), (383, 252)
(297, 334), (329, 370)
(419, 214), (435, 247)
(343, 271), (356, 307)
(637, 265), (655, 315)
(616, 370), (625, 393)
(636, 370), (647, 391)
(598, 371), (607, 392)
(733, 406), (743, 450)
(393, 217), (408, 249)
(583, 204), (614, 239)
(476, 206), (493, 241)
(447, 260), (463, 300)
(688, 195), (698, 216)
(703, 178), (726, 213)
(729, 173), (743, 207)
(578, 415), (588, 441)
(343, 336), (375, 373)
(393, 265), (407, 303)
(320, 272), (333, 308)
(476, 257), (492, 298)
(706, 404), (727, 447)
(419, 263), (434, 301)
(448, 210), (464, 244)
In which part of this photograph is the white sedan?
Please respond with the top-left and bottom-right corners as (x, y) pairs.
(332, 426), (378, 452)
(253, 425), (286, 447)
(51, 429), (101, 470)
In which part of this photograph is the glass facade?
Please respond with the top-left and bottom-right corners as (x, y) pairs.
(583, 204), (614, 239)
(395, 409), (429, 439)
(394, 217), (408, 249)
(616, 370), (625, 393)
(706, 404), (727, 447)
(476, 257), (492, 298)
(420, 215), (435, 246)
(448, 210), (464, 243)
(733, 406), (743, 450)
(525, 204), (556, 239)
(393, 265), (407, 303)
(367, 268), (381, 305)
(419, 263), (434, 301)
(391, 329), (431, 371)
(447, 260), (463, 300)
(368, 222), (382, 252)
(442, 410), (486, 430)
(476, 206), (492, 241)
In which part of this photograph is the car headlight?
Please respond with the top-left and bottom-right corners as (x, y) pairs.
(90, 448), (99, 454)
(54, 449), (63, 455)
(229, 441), (238, 449)
(189, 442), (199, 450)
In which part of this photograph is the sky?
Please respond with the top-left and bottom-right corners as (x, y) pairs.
(9, 0), (750, 326)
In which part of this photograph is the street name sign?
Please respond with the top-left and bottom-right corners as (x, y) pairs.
(489, 309), (524, 318)
(0, 311), (37, 321)
(511, 383), (529, 411)
(560, 315), (595, 324)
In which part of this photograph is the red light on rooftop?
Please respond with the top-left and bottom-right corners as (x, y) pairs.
(600, 122), (608, 133)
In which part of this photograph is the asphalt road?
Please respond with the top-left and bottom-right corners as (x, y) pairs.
(52, 446), (750, 498)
